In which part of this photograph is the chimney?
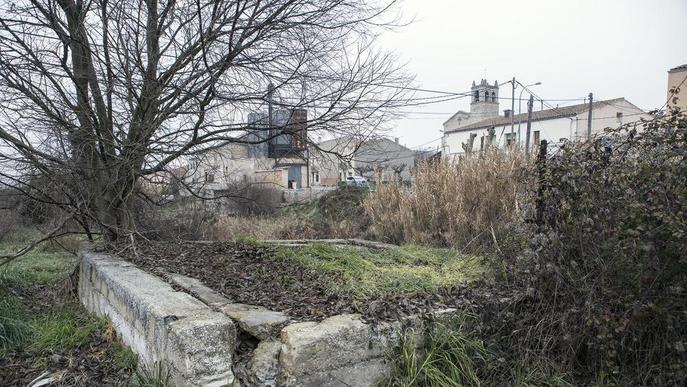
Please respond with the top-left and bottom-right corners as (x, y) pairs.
(504, 109), (512, 118)
(394, 137), (399, 144)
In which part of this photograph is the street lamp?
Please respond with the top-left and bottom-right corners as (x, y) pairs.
(516, 81), (541, 144)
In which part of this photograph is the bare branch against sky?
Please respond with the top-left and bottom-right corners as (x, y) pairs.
(0, 0), (412, 242)
(379, 0), (687, 149)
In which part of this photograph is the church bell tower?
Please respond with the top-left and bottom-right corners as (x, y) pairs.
(470, 79), (499, 119)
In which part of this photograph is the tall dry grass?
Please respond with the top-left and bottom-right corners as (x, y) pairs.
(205, 215), (322, 241)
(364, 148), (532, 253)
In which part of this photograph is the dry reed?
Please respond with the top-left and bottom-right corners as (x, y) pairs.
(364, 148), (532, 252)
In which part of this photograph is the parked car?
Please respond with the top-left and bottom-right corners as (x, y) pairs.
(343, 175), (369, 187)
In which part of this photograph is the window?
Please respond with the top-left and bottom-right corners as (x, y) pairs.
(312, 172), (320, 183)
(474, 90), (479, 102)
(616, 112), (624, 124)
(205, 172), (214, 183)
(480, 136), (485, 151)
(505, 132), (517, 146)
(491, 91), (496, 102)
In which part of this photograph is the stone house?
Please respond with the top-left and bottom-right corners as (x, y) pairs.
(187, 108), (310, 199)
(442, 79), (651, 158)
(311, 136), (418, 186)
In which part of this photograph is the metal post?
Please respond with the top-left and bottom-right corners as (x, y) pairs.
(586, 92), (593, 140)
(525, 95), (534, 157)
(267, 82), (274, 136)
(535, 139), (548, 230)
(510, 77), (515, 136)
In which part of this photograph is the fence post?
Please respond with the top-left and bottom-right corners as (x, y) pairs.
(535, 139), (548, 230)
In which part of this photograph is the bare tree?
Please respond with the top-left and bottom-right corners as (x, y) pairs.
(0, 0), (411, 244)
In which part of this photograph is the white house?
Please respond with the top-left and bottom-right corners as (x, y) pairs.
(311, 136), (418, 186)
(442, 80), (651, 158)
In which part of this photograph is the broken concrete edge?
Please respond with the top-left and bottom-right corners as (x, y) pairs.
(278, 311), (460, 386)
(78, 248), (236, 387)
(161, 260), (462, 386)
(165, 272), (290, 341)
(81, 246), (464, 387)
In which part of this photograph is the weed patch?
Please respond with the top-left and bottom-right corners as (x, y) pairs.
(275, 244), (485, 297)
(384, 316), (487, 387)
(0, 290), (31, 353)
(0, 235), (136, 385)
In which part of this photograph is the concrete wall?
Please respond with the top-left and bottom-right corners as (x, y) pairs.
(282, 186), (337, 204)
(79, 247), (459, 387)
(78, 250), (236, 387)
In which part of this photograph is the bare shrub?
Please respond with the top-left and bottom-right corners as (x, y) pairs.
(226, 183), (283, 216)
(316, 186), (370, 238)
(207, 187), (370, 240)
(364, 148), (532, 252)
(134, 199), (218, 241)
(207, 215), (320, 241)
(521, 111), (687, 384)
(0, 189), (29, 242)
(0, 210), (25, 243)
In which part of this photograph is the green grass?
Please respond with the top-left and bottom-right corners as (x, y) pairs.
(0, 238), (82, 354)
(0, 289), (32, 352)
(114, 342), (140, 371)
(0, 234), (134, 363)
(275, 243), (486, 297)
(31, 307), (102, 352)
(384, 316), (487, 387)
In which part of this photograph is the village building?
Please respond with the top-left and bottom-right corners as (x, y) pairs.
(311, 136), (418, 186)
(442, 79), (651, 158)
(187, 108), (310, 199)
(667, 64), (687, 111)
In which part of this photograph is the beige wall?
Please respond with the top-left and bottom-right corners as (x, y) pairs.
(667, 68), (687, 111)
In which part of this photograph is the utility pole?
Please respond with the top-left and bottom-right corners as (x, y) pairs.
(525, 94), (534, 157)
(267, 82), (274, 136)
(586, 92), (593, 140)
(510, 77), (515, 136)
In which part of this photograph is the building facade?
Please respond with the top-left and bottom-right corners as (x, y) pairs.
(442, 80), (651, 158)
(312, 136), (417, 186)
(667, 64), (687, 111)
(188, 108), (310, 199)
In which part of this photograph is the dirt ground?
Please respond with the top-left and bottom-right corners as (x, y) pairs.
(116, 240), (475, 322)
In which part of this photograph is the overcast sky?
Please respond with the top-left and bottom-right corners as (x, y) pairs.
(378, 0), (687, 149)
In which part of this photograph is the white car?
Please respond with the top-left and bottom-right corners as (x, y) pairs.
(344, 176), (369, 187)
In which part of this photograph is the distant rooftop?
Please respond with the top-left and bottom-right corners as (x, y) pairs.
(446, 98), (630, 133)
(669, 64), (687, 73)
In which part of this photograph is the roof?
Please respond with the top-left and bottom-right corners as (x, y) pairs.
(669, 64), (687, 73)
(442, 110), (470, 126)
(445, 98), (630, 133)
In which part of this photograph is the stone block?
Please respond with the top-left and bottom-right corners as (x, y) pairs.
(281, 358), (389, 387)
(220, 303), (289, 340)
(247, 340), (281, 387)
(79, 250), (238, 387)
(279, 314), (379, 377)
(166, 312), (237, 387)
(167, 273), (232, 307)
